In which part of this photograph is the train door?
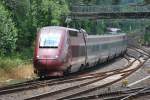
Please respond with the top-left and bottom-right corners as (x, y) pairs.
(66, 32), (72, 71)
(67, 30), (79, 72)
(79, 29), (88, 65)
(68, 30), (87, 72)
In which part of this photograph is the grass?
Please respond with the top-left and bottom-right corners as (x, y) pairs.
(0, 56), (35, 86)
(0, 57), (23, 70)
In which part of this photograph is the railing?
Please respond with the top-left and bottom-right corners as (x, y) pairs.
(71, 5), (150, 13)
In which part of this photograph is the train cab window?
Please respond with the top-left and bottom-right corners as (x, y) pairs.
(69, 30), (78, 37)
(39, 33), (61, 48)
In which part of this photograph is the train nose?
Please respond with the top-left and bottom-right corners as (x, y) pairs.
(37, 55), (58, 60)
(34, 58), (64, 77)
(35, 56), (63, 71)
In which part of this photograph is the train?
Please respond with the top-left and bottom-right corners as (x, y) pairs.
(33, 26), (127, 78)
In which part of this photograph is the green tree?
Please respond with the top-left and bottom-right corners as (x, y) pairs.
(0, 1), (18, 55)
(144, 26), (150, 45)
(144, 0), (150, 4)
(112, 0), (120, 5)
(3, 0), (34, 48)
(40, 0), (69, 25)
(3, 0), (69, 51)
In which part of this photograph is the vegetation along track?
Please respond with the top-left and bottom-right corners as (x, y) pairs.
(0, 56), (130, 95)
(24, 47), (149, 100)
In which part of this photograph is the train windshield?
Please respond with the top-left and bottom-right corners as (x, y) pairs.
(39, 33), (61, 48)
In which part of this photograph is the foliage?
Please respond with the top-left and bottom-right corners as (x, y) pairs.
(70, 0), (150, 40)
(2, 0), (69, 51)
(0, 57), (23, 70)
(42, 0), (69, 25)
(0, 1), (18, 56)
(144, 0), (150, 4)
(144, 26), (150, 45)
(0, 0), (149, 56)
(144, 33), (150, 45)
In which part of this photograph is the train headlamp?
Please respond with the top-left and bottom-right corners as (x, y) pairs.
(55, 55), (58, 58)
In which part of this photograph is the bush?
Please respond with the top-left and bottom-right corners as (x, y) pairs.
(0, 2), (18, 56)
(0, 57), (23, 71)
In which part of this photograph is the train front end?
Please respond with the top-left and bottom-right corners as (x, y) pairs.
(34, 27), (67, 77)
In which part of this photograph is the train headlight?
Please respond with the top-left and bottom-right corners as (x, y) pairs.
(36, 56), (39, 58)
(55, 55), (58, 59)
(50, 55), (59, 60)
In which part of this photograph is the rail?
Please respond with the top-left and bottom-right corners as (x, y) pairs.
(0, 57), (130, 95)
(25, 48), (147, 100)
(0, 47), (149, 100)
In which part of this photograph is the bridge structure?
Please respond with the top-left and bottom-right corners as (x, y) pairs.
(70, 5), (150, 19)
(68, 4), (150, 45)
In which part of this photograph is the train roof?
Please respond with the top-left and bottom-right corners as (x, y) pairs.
(39, 26), (126, 38)
(40, 26), (79, 32)
(87, 33), (126, 38)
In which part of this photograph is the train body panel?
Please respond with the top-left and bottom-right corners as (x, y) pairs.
(34, 27), (69, 76)
(68, 30), (86, 72)
(86, 34), (127, 67)
(33, 26), (127, 77)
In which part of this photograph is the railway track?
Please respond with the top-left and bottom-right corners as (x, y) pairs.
(65, 47), (150, 100)
(24, 48), (149, 100)
(0, 57), (129, 95)
(0, 47), (149, 100)
(0, 54), (130, 94)
(68, 87), (150, 100)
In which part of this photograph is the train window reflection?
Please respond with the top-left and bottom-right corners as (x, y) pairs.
(69, 30), (78, 37)
(39, 33), (61, 48)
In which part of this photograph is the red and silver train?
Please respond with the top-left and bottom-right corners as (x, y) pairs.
(33, 26), (127, 77)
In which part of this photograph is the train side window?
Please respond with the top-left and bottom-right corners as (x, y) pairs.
(69, 30), (78, 37)
(123, 36), (126, 40)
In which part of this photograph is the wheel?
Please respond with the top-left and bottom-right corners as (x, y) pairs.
(39, 75), (45, 79)
(64, 66), (71, 75)
(38, 71), (46, 79)
(107, 56), (110, 61)
(79, 64), (85, 71)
